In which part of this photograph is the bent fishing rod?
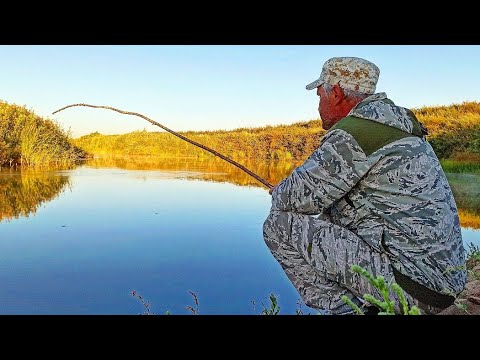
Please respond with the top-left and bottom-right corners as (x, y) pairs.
(52, 104), (274, 189)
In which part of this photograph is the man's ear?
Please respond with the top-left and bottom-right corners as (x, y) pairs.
(332, 84), (345, 105)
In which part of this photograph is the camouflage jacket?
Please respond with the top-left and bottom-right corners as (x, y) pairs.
(271, 92), (466, 296)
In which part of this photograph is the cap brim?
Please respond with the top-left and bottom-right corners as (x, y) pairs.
(306, 79), (324, 90)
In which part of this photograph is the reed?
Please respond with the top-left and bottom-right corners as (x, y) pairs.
(0, 101), (88, 167)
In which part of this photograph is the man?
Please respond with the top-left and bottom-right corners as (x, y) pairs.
(263, 57), (467, 315)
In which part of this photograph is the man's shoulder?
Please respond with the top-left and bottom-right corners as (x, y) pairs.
(328, 116), (421, 156)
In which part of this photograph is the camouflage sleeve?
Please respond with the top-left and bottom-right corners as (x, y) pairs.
(271, 130), (371, 214)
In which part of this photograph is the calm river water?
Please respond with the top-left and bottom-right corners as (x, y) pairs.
(0, 156), (478, 314)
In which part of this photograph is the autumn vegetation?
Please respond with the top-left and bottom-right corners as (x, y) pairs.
(74, 101), (480, 163)
(0, 101), (87, 167)
(74, 120), (324, 162)
(1, 99), (479, 166)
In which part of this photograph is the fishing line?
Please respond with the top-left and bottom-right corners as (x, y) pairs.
(53, 104), (274, 189)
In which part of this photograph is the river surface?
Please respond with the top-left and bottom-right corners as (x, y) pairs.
(0, 156), (478, 314)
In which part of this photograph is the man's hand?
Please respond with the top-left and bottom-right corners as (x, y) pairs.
(269, 185), (277, 195)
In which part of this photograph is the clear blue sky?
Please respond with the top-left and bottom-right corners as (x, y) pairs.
(0, 45), (479, 138)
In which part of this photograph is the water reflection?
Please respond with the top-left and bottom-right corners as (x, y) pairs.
(0, 156), (477, 314)
(87, 156), (480, 230)
(0, 169), (71, 223)
(446, 173), (480, 229)
(1, 156), (479, 230)
(86, 155), (301, 189)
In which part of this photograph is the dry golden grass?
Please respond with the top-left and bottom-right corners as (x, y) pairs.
(74, 102), (480, 161)
(73, 121), (324, 161)
(0, 101), (88, 167)
(458, 209), (480, 230)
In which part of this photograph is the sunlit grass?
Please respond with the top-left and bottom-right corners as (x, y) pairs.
(458, 209), (480, 230)
(440, 159), (480, 174)
(74, 121), (325, 161)
(0, 101), (88, 167)
(74, 102), (480, 161)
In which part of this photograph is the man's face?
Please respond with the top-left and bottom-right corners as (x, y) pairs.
(317, 85), (337, 130)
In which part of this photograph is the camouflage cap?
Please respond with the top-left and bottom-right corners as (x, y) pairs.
(306, 57), (380, 94)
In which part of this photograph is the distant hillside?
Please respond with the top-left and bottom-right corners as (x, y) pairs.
(0, 101), (88, 167)
(74, 120), (324, 161)
(414, 101), (480, 159)
(74, 101), (480, 161)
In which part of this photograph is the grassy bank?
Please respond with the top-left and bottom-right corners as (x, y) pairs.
(0, 101), (88, 167)
(440, 158), (480, 174)
(74, 102), (480, 161)
(415, 102), (480, 159)
(74, 120), (323, 161)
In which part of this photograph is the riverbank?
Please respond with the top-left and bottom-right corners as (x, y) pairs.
(439, 244), (480, 315)
(74, 101), (480, 161)
(0, 101), (88, 167)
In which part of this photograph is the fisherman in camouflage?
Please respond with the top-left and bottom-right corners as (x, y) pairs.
(263, 57), (467, 314)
